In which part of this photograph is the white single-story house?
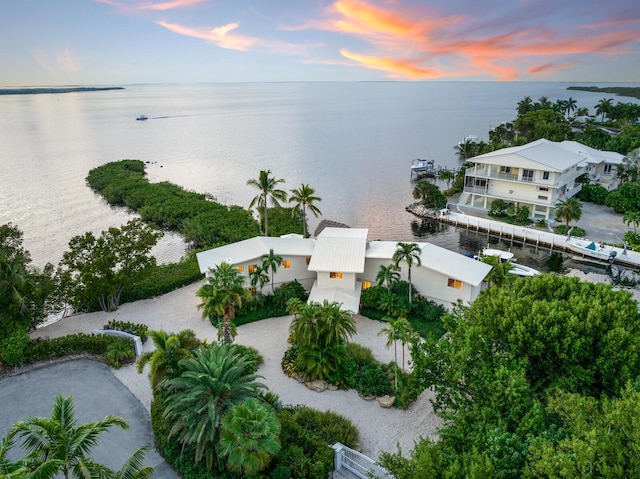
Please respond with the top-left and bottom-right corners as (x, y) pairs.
(196, 227), (491, 313)
(460, 138), (626, 220)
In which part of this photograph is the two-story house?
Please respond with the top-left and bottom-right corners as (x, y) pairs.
(461, 138), (624, 220)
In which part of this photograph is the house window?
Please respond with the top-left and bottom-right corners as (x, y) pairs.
(306, 256), (311, 265)
(281, 260), (291, 269)
(248, 264), (258, 273)
(604, 164), (613, 175)
(538, 187), (549, 192)
(330, 272), (344, 279)
(235, 265), (244, 272)
(447, 278), (462, 289)
(538, 195), (548, 200)
(500, 166), (511, 174)
(362, 280), (372, 290)
(248, 287), (256, 294)
(543, 171), (550, 180)
(522, 169), (534, 182)
(474, 178), (487, 187)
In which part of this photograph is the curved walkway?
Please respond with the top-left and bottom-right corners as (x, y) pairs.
(18, 281), (441, 461)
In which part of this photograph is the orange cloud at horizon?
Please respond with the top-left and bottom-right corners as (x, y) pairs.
(339, 49), (442, 79)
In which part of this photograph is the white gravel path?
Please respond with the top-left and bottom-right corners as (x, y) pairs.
(31, 281), (442, 460)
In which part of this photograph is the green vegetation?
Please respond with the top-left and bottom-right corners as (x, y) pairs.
(488, 199), (532, 226)
(196, 262), (251, 343)
(2, 395), (152, 479)
(86, 160), (263, 248)
(57, 219), (160, 312)
(247, 169), (288, 237)
(105, 319), (149, 342)
(380, 274), (640, 477)
(567, 85), (640, 100)
(412, 180), (447, 210)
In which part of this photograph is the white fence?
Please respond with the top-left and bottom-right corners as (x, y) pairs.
(332, 443), (394, 479)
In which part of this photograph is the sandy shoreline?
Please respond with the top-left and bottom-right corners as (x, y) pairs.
(31, 281), (442, 459)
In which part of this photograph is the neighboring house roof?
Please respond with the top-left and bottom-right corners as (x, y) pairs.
(195, 236), (314, 274)
(559, 140), (626, 166)
(366, 241), (491, 287)
(313, 219), (350, 237)
(307, 228), (368, 273)
(470, 138), (586, 172)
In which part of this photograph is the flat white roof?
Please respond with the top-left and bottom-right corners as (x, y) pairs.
(307, 280), (362, 313)
(196, 236), (314, 274)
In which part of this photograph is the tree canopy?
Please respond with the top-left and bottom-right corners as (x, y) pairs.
(381, 274), (640, 478)
(57, 219), (161, 312)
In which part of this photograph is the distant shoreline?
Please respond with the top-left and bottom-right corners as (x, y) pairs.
(567, 85), (640, 100)
(0, 86), (125, 96)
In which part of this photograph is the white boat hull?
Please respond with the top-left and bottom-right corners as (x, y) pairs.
(566, 238), (617, 261)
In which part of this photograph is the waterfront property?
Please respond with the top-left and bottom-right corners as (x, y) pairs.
(460, 138), (625, 220)
(196, 227), (491, 312)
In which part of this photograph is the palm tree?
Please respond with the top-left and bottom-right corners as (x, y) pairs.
(163, 343), (266, 472)
(378, 318), (400, 391)
(288, 301), (355, 380)
(439, 169), (455, 190)
(565, 97), (577, 119)
(393, 317), (416, 372)
(289, 183), (322, 238)
(261, 248), (282, 294)
(197, 262), (250, 343)
(624, 211), (640, 233)
(111, 447), (154, 479)
(0, 252), (34, 315)
(412, 180), (446, 209)
(249, 264), (269, 296)
(596, 98), (613, 122)
(218, 398), (281, 475)
(454, 139), (478, 161)
(136, 329), (201, 390)
(392, 242), (422, 304)
(516, 96), (534, 116)
(247, 170), (287, 237)
(482, 255), (515, 288)
(9, 395), (152, 479)
(554, 197), (583, 228)
(376, 264), (400, 290)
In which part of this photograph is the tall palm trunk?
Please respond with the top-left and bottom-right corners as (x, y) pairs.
(263, 193), (269, 236)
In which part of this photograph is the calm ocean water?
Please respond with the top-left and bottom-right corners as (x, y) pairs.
(2, 82), (639, 270)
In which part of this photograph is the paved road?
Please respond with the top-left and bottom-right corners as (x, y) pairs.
(0, 360), (178, 479)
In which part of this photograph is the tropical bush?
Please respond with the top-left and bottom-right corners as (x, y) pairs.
(554, 224), (587, 237)
(120, 254), (203, 304)
(356, 364), (393, 397)
(0, 329), (31, 366)
(578, 182), (609, 204)
(605, 182), (640, 213)
(11, 333), (136, 369)
(105, 319), (149, 342)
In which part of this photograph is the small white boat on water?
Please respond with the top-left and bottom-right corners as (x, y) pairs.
(482, 248), (516, 262)
(473, 248), (541, 277)
(411, 158), (437, 174)
(136, 115), (148, 121)
(565, 237), (617, 262)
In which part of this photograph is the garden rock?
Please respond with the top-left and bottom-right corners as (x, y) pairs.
(305, 379), (328, 392)
(377, 395), (395, 408)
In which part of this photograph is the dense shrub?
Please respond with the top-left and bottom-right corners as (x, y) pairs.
(273, 280), (308, 306)
(235, 295), (289, 326)
(0, 329), (31, 366)
(606, 182), (640, 213)
(105, 319), (149, 342)
(578, 183), (609, 204)
(624, 231), (640, 252)
(21, 333), (135, 368)
(232, 344), (264, 374)
(120, 254), (203, 305)
(554, 224), (587, 237)
(356, 364), (393, 397)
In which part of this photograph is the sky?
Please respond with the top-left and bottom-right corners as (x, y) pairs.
(1, 0), (640, 86)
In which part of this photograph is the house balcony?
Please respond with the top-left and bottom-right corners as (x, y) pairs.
(469, 166), (583, 189)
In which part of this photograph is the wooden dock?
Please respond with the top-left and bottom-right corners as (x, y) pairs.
(406, 203), (640, 269)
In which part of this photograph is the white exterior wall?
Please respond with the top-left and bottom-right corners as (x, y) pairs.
(231, 255), (315, 293)
(361, 258), (389, 285)
(316, 271), (357, 290)
(410, 267), (474, 306)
